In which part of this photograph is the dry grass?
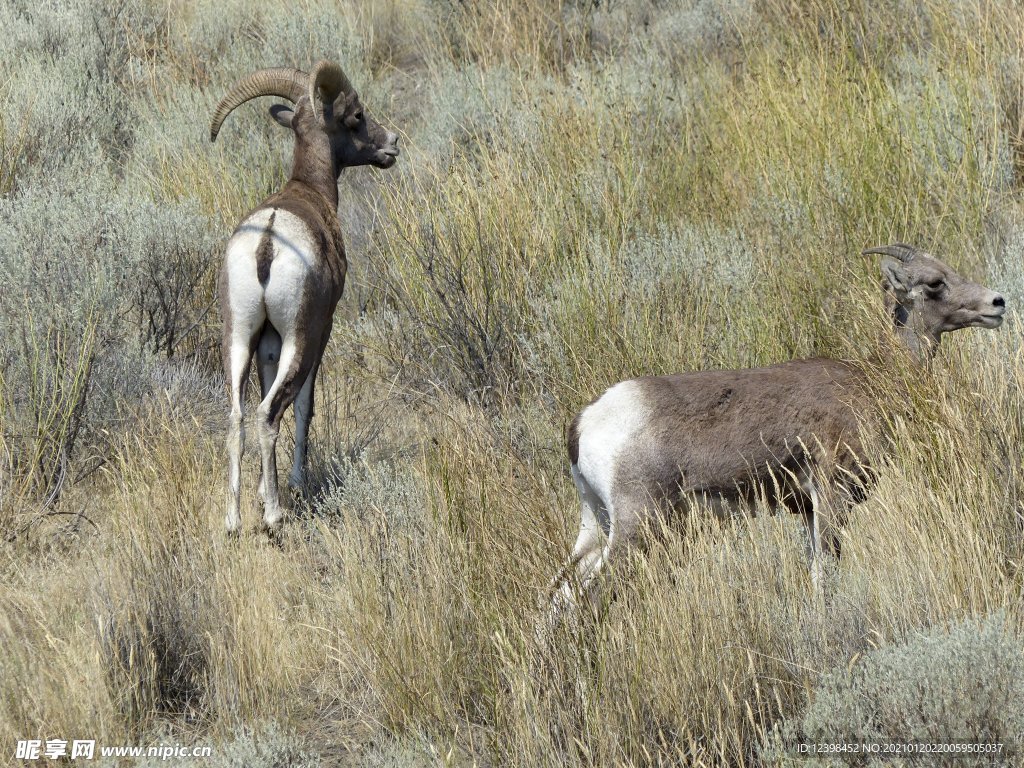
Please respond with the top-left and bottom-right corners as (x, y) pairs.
(4, 0), (1024, 765)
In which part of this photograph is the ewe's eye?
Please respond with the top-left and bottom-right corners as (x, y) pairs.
(926, 279), (946, 292)
(355, 111), (364, 122)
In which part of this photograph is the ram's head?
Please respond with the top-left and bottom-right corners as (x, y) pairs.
(210, 61), (399, 170)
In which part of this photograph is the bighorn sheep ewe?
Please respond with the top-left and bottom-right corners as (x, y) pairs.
(210, 61), (399, 534)
(556, 244), (1005, 604)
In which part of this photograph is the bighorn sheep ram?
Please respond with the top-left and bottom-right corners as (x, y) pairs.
(210, 61), (399, 534)
(556, 244), (1005, 604)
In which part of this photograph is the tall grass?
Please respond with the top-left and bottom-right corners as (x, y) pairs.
(3, 0), (1024, 765)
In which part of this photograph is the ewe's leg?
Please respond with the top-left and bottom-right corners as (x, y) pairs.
(800, 478), (845, 592)
(806, 485), (824, 592)
(551, 465), (610, 613)
(572, 466), (610, 568)
(577, 491), (646, 613)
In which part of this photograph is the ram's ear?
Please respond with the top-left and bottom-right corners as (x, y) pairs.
(269, 104), (295, 130)
(863, 244), (916, 300)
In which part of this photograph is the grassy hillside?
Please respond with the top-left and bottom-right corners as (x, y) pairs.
(3, 0), (1024, 765)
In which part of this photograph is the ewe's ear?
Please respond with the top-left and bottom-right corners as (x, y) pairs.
(880, 255), (912, 298)
(270, 104), (295, 130)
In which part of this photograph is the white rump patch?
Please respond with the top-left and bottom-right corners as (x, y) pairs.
(223, 208), (320, 338)
(574, 380), (652, 510)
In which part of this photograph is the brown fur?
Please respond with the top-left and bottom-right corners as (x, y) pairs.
(567, 413), (582, 466)
(255, 211), (276, 285)
(602, 359), (874, 554)
(622, 359), (870, 505)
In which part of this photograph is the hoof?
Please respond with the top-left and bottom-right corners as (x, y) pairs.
(260, 519), (284, 547)
(285, 481), (307, 507)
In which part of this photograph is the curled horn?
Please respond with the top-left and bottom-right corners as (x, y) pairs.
(861, 243), (918, 263)
(209, 68), (309, 142)
(309, 60), (353, 125)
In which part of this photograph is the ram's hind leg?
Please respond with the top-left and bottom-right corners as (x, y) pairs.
(255, 323), (282, 501)
(254, 337), (319, 532)
(288, 321), (331, 495)
(224, 320), (263, 536)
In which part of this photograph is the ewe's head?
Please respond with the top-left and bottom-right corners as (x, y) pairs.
(863, 243), (1005, 345)
(209, 61), (399, 171)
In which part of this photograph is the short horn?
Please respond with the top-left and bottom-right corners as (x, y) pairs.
(861, 243), (918, 263)
(309, 60), (353, 125)
(209, 68), (309, 142)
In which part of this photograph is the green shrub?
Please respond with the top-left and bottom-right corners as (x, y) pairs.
(0, 0), (143, 186)
(0, 174), (218, 518)
(127, 722), (321, 768)
(766, 615), (1024, 766)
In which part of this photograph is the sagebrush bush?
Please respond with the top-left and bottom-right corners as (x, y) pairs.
(988, 219), (1024, 314)
(410, 63), (551, 164)
(650, 0), (757, 66)
(314, 455), (423, 528)
(765, 615), (1024, 766)
(0, 0), (143, 187)
(0, 172), (217, 518)
(130, 722), (322, 768)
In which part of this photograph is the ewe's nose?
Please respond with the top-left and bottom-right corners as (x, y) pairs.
(993, 294), (1006, 309)
(380, 131), (400, 160)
